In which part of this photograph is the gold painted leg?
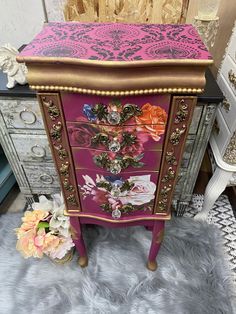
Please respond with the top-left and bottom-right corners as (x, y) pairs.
(147, 260), (158, 271)
(78, 256), (88, 268)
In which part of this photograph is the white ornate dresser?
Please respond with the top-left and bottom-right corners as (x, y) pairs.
(195, 22), (236, 220)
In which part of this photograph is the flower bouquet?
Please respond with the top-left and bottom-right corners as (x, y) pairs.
(15, 194), (75, 263)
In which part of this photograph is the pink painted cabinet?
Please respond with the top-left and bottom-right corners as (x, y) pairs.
(18, 22), (212, 270)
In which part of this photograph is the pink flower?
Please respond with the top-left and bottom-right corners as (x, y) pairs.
(68, 123), (96, 147)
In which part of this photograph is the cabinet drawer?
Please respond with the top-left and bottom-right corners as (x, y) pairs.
(61, 93), (170, 126)
(217, 73), (236, 132)
(212, 110), (231, 155)
(188, 106), (202, 134)
(181, 138), (195, 168)
(77, 169), (159, 218)
(72, 147), (162, 174)
(11, 134), (52, 163)
(0, 98), (44, 129)
(23, 164), (59, 188)
(67, 121), (165, 151)
(221, 55), (236, 97)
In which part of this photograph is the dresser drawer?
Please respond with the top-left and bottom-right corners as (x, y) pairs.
(61, 93), (170, 126)
(23, 164), (59, 188)
(217, 73), (236, 132)
(212, 110), (231, 155)
(11, 134), (52, 163)
(72, 147), (162, 173)
(188, 106), (203, 134)
(67, 121), (164, 151)
(221, 55), (236, 97)
(77, 169), (159, 218)
(0, 98), (44, 129)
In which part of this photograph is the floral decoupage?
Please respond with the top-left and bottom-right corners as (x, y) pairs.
(77, 171), (159, 216)
(15, 194), (75, 260)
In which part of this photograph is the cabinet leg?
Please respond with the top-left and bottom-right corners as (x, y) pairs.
(70, 216), (88, 268)
(194, 167), (232, 221)
(147, 221), (165, 271)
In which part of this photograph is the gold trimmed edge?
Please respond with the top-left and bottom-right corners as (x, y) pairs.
(17, 55), (213, 67)
(31, 85), (203, 95)
(64, 211), (171, 221)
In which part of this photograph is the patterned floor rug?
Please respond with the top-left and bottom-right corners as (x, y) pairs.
(0, 212), (235, 314)
(185, 194), (236, 280)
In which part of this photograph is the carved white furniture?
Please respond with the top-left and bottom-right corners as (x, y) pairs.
(195, 23), (236, 221)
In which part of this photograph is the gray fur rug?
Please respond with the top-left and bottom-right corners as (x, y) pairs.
(0, 213), (235, 314)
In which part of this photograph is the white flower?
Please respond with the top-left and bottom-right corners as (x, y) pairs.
(118, 175), (156, 206)
(47, 236), (74, 260)
(32, 195), (53, 211)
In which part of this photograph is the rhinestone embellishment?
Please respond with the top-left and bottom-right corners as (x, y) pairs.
(107, 111), (121, 125)
(112, 208), (121, 219)
(110, 185), (121, 197)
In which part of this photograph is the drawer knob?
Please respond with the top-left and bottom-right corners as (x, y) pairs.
(112, 208), (122, 219)
(107, 111), (121, 125)
(108, 138), (121, 153)
(19, 108), (37, 125)
(39, 173), (54, 184)
(31, 145), (46, 158)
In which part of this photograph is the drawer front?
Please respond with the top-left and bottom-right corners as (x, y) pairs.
(77, 169), (159, 218)
(188, 106), (202, 134)
(181, 138), (195, 168)
(11, 134), (52, 163)
(72, 147), (162, 173)
(67, 121), (165, 151)
(61, 93), (170, 126)
(217, 73), (236, 132)
(23, 164), (59, 188)
(212, 110), (231, 155)
(221, 55), (236, 97)
(0, 99), (44, 129)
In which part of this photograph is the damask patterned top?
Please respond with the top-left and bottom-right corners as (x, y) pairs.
(19, 22), (212, 62)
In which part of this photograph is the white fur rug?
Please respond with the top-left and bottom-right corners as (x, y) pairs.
(0, 213), (235, 314)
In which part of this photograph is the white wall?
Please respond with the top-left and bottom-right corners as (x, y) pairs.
(0, 0), (45, 49)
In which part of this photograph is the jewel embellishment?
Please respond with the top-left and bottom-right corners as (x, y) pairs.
(107, 111), (121, 125)
(110, 185), (121, 197)
(112, 208), (121, 219)
(110, 160), (122, 174)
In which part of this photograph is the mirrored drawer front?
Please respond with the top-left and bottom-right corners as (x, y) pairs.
(188, 106), (203, 135)
(212, 110), (231, 156)
(221, 55), (236, 97)
(0, 98), (44, 129)
(11, 134), (52, 163)
(76, 169), (159, 219)
(217, 73), (236, 133)
(72, 147), (162, 174)
(67, 121), (165, 151)
(61, 93), (170, 126)
(23, 164), (59, 188)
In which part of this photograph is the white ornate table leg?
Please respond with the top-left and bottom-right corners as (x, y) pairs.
(194, 166), (233, 221)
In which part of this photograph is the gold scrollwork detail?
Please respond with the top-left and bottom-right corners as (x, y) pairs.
(158, 198), (168, 211)
(175, 99), (188, 123)
(162, 167), (175, 183)
(228, 70), (236, 89)
(67, 194), (77, 205)
(63, 178), (75, 192)
(42, 97), (60, 120)
(60, 161), (69, 177)
(50, 122), (62, 142)
(160, 184), (172, 197)
(166, 150), (177, 165)
(170, 125), (186, 145)
(54, 144), (68, 160)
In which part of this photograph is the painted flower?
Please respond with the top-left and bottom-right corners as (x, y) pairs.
(135, 103), (167, 141)
(121, 141), (144, 156)
(68, 124), (96, 147)
(46, 236), (74, 260)
(118, 175), (156, 206)
(83, 104), (97, 121)
(16, 228), (60, 259)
